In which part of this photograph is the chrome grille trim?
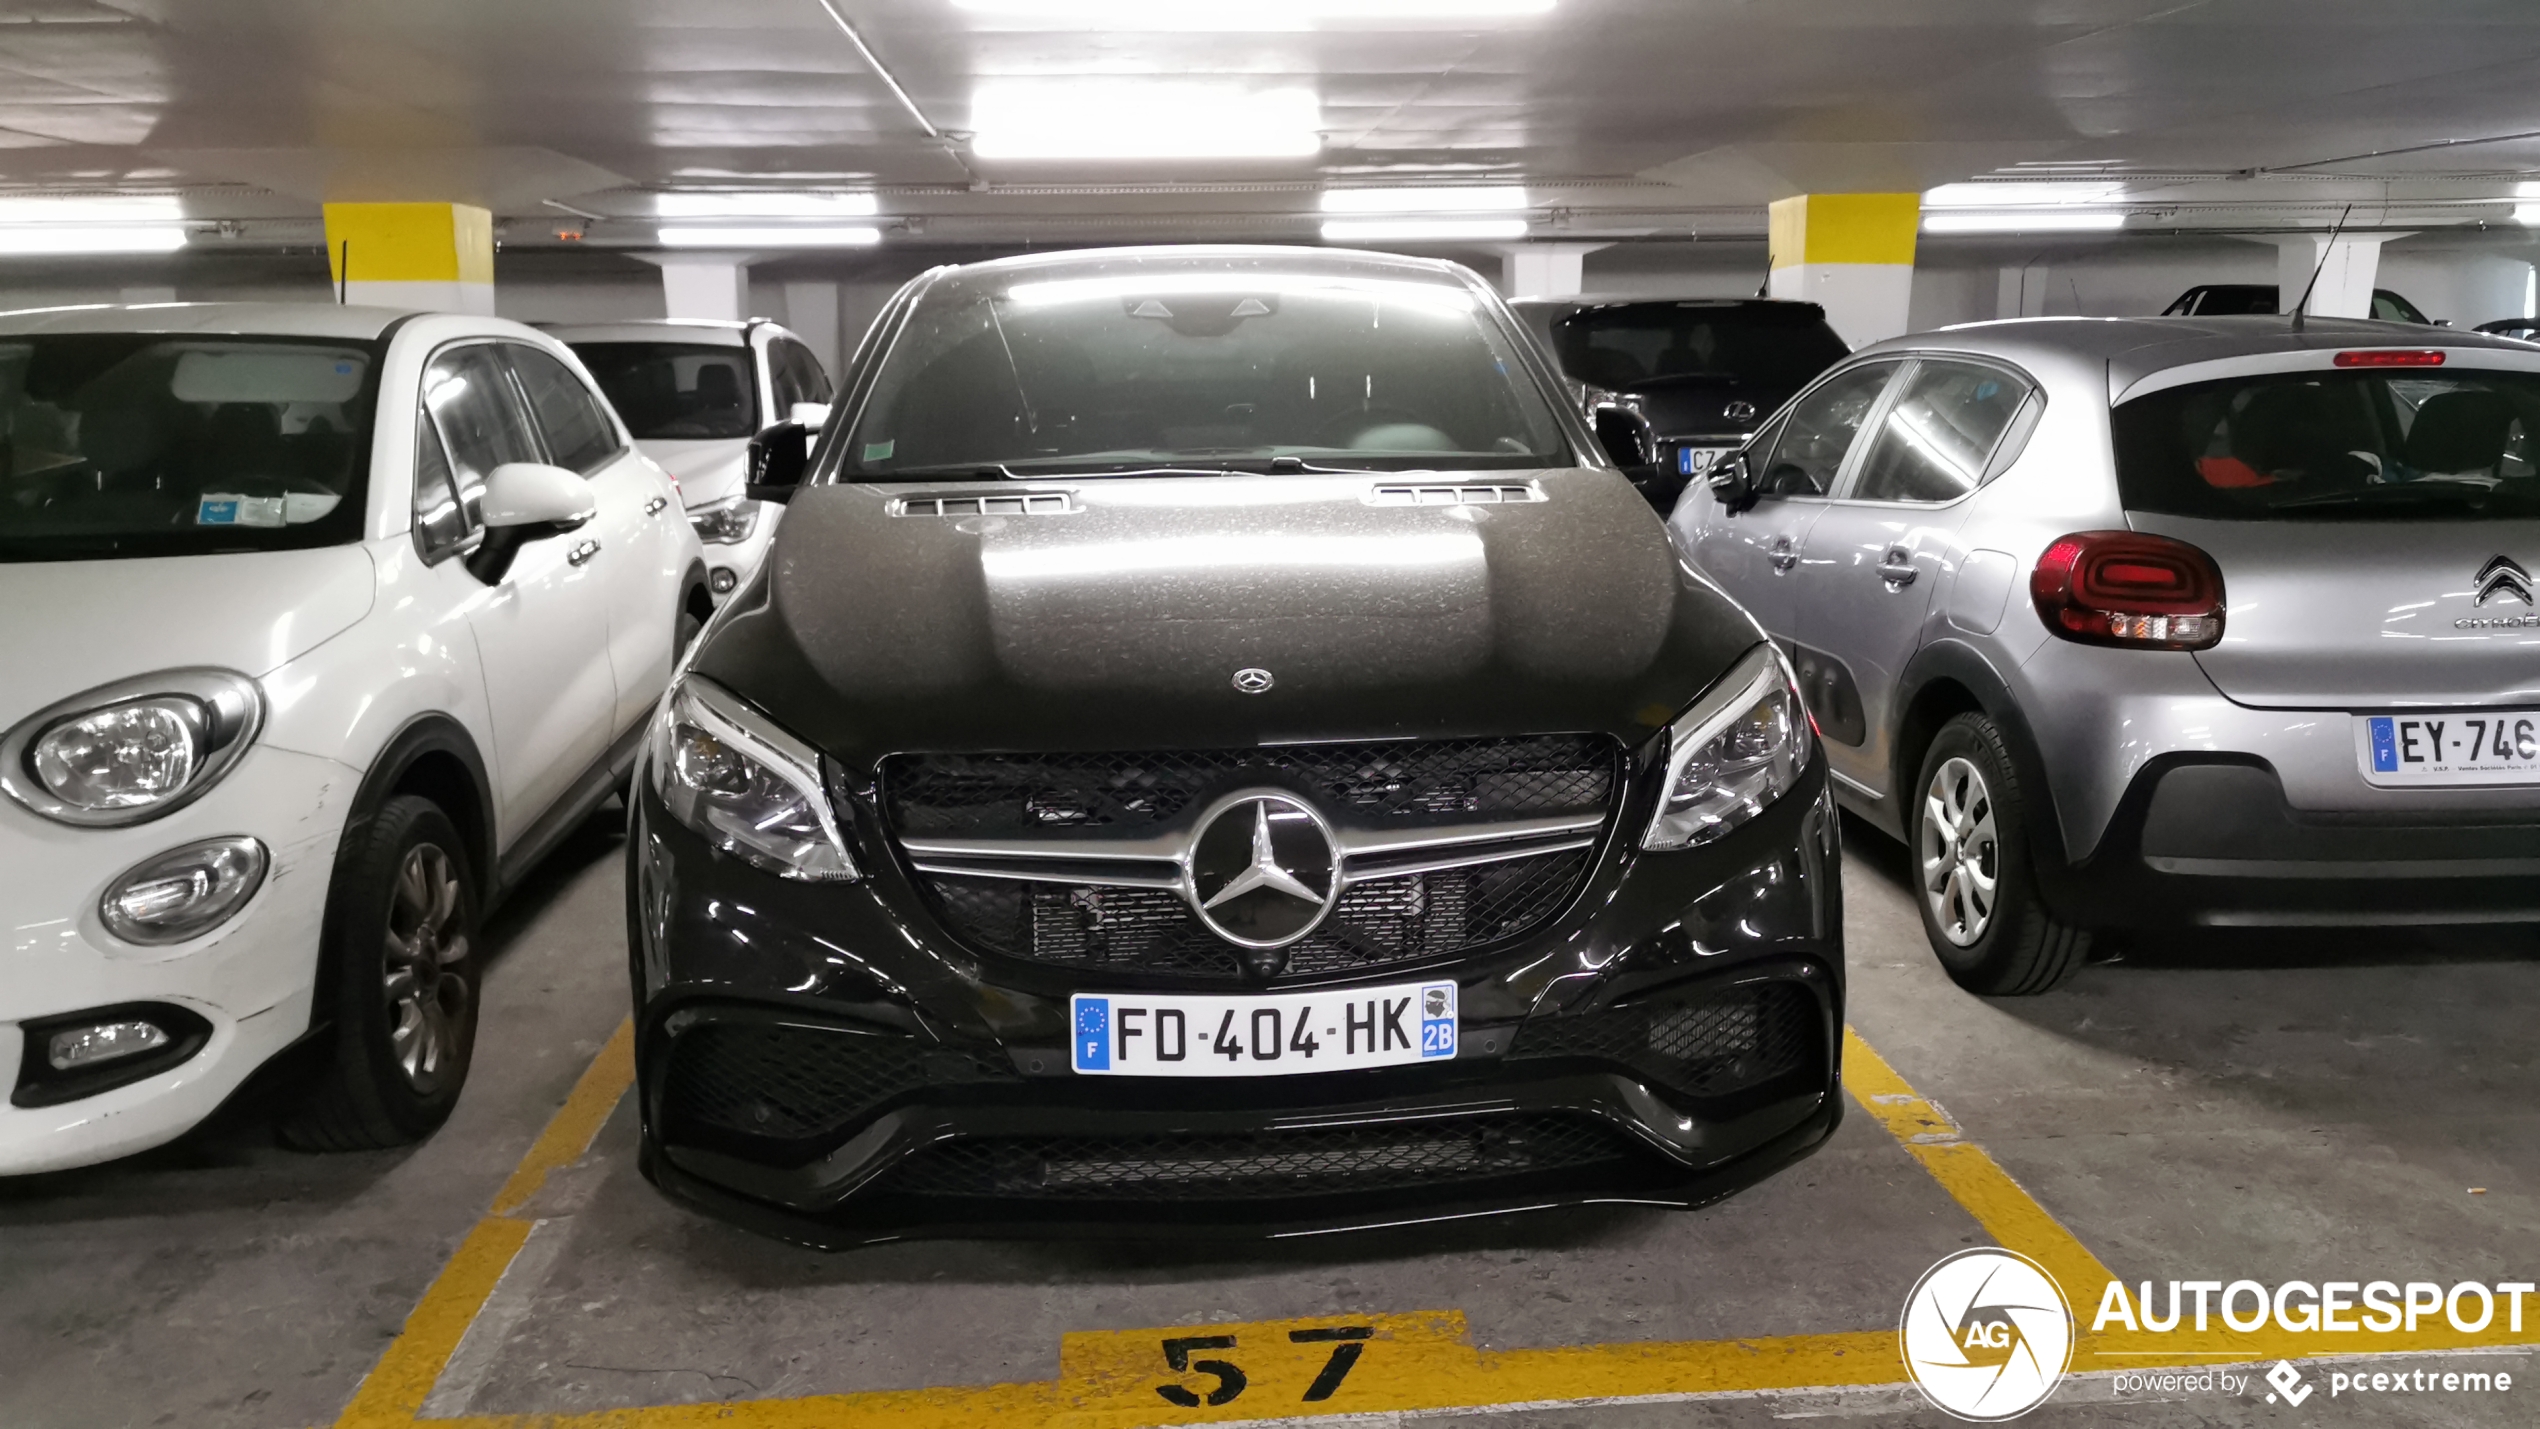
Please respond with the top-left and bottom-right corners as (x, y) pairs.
(902, 812), (1603, 892)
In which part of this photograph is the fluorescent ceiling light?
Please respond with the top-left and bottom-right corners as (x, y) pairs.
(1321, 217), (1528, 241)
(955, 0), (1552, 25)
(1004, 270), (1474, 313)
(2515, 181), (2540, 227)
(0, 195), (184, 224)
(657, 225), (882, 247)
(654, 192), (878, 218)
(1924, 181), (2127, 208)
(1923, 211), (2126, 234)
(1320, 186), (1527, 213)
(971, 83), (1320, 159)
(0, 226), (188, 254)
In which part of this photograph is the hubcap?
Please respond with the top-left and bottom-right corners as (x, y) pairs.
(1919, 757), (1999, 948)
(383, 843), (470, 1093)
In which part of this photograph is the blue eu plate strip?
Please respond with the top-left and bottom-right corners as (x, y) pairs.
(1074, 997), (1110, 1071)
(2370, 717), (2398, 772)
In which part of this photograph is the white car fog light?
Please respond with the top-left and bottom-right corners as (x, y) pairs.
(1642, 643), (1814, 851)
(48, 1019), (172, 1071)
(100, 836), (268, 945)
(709, 566), (739, 595)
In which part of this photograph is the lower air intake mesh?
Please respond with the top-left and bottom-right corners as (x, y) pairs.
(659, 1019), (1012, 1162)
(1508, 980), (1818, 1100)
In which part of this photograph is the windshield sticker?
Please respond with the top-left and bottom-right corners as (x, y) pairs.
(197, 494), (287, 527)
(862, 439), (895, 462)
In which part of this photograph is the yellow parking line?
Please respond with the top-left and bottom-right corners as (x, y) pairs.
(345, 1012), (2531, 1429)
(337, 1018), (637, 1429)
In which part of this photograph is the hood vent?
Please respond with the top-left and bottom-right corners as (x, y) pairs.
(1367, 483), (1544, 507)
(893, 492), (1075, 518)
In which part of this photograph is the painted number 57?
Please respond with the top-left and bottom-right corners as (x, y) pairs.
(1154, 1325), (1373, 1409)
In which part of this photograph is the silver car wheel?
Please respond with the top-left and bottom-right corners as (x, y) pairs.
(1920, 756), (1999, 948)
(382, 843), (470, 1093)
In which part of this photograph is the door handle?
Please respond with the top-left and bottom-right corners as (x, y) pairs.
(643, 495), (670, 517)
(1768, 537), (1799, 573)
(567, 538), (602, 567)
(1876, 547), (1917, 587)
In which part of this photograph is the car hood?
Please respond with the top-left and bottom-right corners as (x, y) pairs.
(639, 439), (750, 508)
(692, 470), (1765, 769)
(0, 546), (376, 727)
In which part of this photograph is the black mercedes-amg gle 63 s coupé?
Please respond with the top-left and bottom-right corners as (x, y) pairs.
(625, 246), (1844, 1246)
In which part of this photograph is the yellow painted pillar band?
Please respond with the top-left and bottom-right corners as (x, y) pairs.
(1766, 193), (1921, 347)
(322, 201), (496, 315)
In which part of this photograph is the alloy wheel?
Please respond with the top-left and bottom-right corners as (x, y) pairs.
(382, 843), (470, 1093)
(1920, 756), (1999, 948)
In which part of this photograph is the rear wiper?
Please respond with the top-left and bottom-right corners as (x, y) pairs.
(2273, 483), (2488, 511)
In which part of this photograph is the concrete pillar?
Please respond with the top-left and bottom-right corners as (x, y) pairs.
(650, 257), (750, 322)
(782, 280), (841, 375)
(1499, 244), (1608, 300)
(322, 202), (495, 314)
(2269, 234), (2396, 319)
(1995, 265), (2049, 319)
(1766, 193), (1920, 347)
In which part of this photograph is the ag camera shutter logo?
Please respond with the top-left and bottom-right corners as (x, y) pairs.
(1900, 1248), (2075, 1421)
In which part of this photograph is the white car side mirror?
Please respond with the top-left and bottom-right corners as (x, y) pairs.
(789, 401), (831, 430)
(478, 462), (596, 532)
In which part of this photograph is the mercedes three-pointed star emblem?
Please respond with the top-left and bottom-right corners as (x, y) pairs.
(1183, 790), (1339, 964)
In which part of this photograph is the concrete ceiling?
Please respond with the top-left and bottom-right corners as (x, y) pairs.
(6, 0), (2540, 246)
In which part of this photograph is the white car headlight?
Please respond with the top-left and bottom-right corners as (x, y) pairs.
(1642, 643), (1814, 851)
(647, 676), (858, 882)
(690, 497), (761, 545)
(1, 670), (264, 828)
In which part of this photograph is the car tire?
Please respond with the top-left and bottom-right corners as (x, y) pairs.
(280, 795), (482, 1150)
(1909, 713), (2089, 996)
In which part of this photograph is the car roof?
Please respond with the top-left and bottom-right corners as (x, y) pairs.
(543, 318), (758, 346)
(916, 243), (1478, 290)
(1559, 297), (1830, 323)
(0, 301), (417, 340)
(1860, 315), (2540, 392)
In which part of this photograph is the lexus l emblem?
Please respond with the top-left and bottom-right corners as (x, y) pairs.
(1723, 399), (1757, 424)
(2475, 555), (2533, 607)
(1231, 667), (1275, 694)
(1184, 790), (1338, 958)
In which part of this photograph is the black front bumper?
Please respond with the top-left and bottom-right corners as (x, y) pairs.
(626, 749), (1845, 1249)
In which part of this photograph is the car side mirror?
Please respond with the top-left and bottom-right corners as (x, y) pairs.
(478, 462), (596, 534)
(1710, 449), (1762, 515)
(747, 421), (810, 503)
(1591, 404), (1654, 470)
(788, 401), (832, 429)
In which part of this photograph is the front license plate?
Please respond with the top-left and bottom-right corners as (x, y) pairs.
(2357, 712), (2540, 787)
(1070, 981), (1457, 1077)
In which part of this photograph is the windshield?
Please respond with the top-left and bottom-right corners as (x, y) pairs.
(2113, 365), (2540, 521)
(1549, 305), (1849, 394)
(571, 341), (758, 440)
(837, 258), (1572, 477)
(1, 333), (381, 561)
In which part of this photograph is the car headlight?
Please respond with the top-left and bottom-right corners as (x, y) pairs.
(647, 676), (857, 881)
(690, 497), (762, 545)
(1642, 643), (1813, 851)
(101, 836), (268, 945)
(1, 670), (264, 828)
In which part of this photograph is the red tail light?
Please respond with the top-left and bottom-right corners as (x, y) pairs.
(2333, 349), (2445, 368)
(2030, 531), (2225, 651)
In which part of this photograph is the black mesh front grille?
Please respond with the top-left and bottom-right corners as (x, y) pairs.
(924, 848), (1593, 980)
(1509, 980), (1818, 1100)
(660, 1020), (1013, 1163)
(884, 736), (1615, 838)
(876, 1115), (1632, 1202)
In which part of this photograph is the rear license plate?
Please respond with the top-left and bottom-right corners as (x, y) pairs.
(2357, 713), (2540, 786)
(1070, 981), (1457, 1077)
(1677, 445), (1734, 477)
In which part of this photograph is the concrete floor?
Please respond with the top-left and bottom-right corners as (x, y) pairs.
(3, 807), (2534, 1428)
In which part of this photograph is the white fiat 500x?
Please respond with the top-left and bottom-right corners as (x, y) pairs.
(0, 303), (709, 1173)
(548, 318), (833, 601)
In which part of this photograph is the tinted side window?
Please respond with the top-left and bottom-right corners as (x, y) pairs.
(1851, 360), (2034, 504)
(777, 339), (832, 408)
(1756, 362), (1898, 497)
(507, 345), (621, 474)
(424, 345), (541, 499)
(411, 412), (471, 561)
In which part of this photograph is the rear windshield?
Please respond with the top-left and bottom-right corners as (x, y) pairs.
(837, 261), (1572, 478)
(2112, 366), (2540, 521)
(0, 333), (381, 561)
(1549, 305), (1849, 393)
(571, 341), (757, 440)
